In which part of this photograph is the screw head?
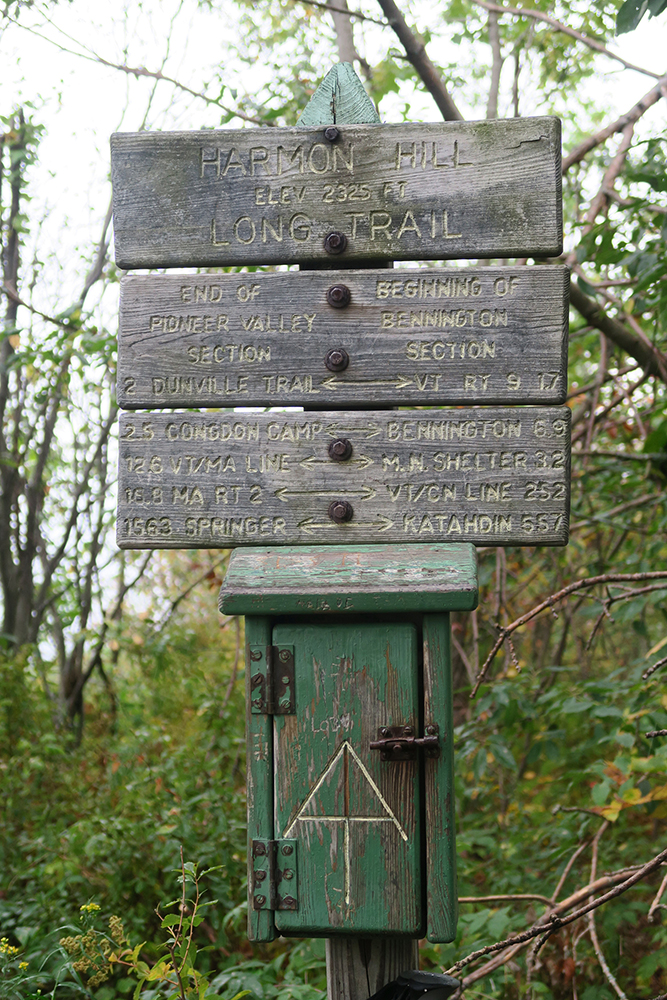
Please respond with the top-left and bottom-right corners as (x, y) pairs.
(326, 284), (351, 309)
(282, 868), (294, 880)
(328, 500), (354, 524)
(425, 724), (437, 736)
(254, 870), (266, 882)
(403, 726), (414, 737)
(328, 438), (353, 462)
(250, 650), (262, 662)
(281, 844), (294, 856)
(324, 126), (340, 142)
(325, 348), (350, 373)
(253, 842), (266, 856)
(324, 231), (347, 255)
(254, 894), (266, 907)
(380, 727), (390, 738)
(279, 648), (291, 662)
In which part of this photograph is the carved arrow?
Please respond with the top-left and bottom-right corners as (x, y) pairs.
(297, 515), (394, 535)
(323, 421), (382, 439)
(298, 454), (374, 471)
(320, 374), (414, 391)
(275, 485), (377, 502)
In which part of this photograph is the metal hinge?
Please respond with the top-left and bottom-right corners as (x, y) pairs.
(251, 839), (298, 911)
(248, 644), (295, 715)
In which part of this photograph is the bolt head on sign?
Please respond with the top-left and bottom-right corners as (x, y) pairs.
(110, 118), (562, 268)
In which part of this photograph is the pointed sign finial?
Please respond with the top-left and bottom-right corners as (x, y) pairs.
(296, 62), (380, 127)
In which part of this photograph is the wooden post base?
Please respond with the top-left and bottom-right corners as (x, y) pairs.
(326, 937), (419, 1000)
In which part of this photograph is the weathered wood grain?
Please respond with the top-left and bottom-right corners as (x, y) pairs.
(423, 614), (458, 943)
(219, 543), (478, 615)
(296, 63), (381, 127)
(111, 118), (562, 268)
(272, 622), (422, 935)
(325, 938), (419, 1000)
(244, 617), (276, 943)
(117, 406), (571, 548)
(118, 266), (569, 408)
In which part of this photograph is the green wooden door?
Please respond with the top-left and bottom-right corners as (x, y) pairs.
(272, 622), (422, 935)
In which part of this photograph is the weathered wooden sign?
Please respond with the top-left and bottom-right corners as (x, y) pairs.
(111, 118), (562, 269)
(117, 407), (570, 548)
(117, 266), (568, 408)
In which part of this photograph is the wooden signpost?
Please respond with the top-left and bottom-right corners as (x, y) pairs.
(110, 62), (570, 999)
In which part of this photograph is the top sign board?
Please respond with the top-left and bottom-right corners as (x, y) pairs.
(111, 118), (562, 269)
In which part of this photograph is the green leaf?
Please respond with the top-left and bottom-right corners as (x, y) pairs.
(592, 780), (611, 805)
(616, 0), (649, 33)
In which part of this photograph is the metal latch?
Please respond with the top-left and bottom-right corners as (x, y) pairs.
(370, 724), (440, 761)
(251, 839), (298, 910)
(248, 645), (295, 715)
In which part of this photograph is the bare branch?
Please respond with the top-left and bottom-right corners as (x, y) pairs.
(472, 571), (667, 695)
(646, 729), (667, 738)
(469, 0), (662, 78)
(446, 845), (667, 975)
(563, 74), (667, 172)
(299, 0), (387, 25)
(328, 0), (358, 63)
(486, 11), (503, 119)
(375, 0), (463, 121)
(569, 282), (667, 384)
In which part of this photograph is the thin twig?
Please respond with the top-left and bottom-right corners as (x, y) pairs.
(298, 0), (387, 25)
(459, 894), (553, 905)
(586, 823), (627, 1000)
(642, 655), (667, 680)
(648, 870), (667, 922)
(646, 729), (667, 738)
(5, 17), (266, 125)
(575, 451), (663, 462)
(551, 840), (592, 904)
(472, 571), (667, 696)
(469, 0), (662, 78)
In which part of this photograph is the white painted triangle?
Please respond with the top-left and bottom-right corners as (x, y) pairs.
(283, 740), (408, 841)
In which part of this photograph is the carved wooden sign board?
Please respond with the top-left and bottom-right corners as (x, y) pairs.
(118, 407), (570, 548)
(118, 266), (569, 408)
(111, 118), (562, 268)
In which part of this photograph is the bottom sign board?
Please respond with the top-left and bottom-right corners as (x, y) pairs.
(117, 407), (571, 549)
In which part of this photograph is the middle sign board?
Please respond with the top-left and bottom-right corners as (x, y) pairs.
(118, 266), (569, 409)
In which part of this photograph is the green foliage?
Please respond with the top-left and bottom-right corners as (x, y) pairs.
(616, 0), (667, 33)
